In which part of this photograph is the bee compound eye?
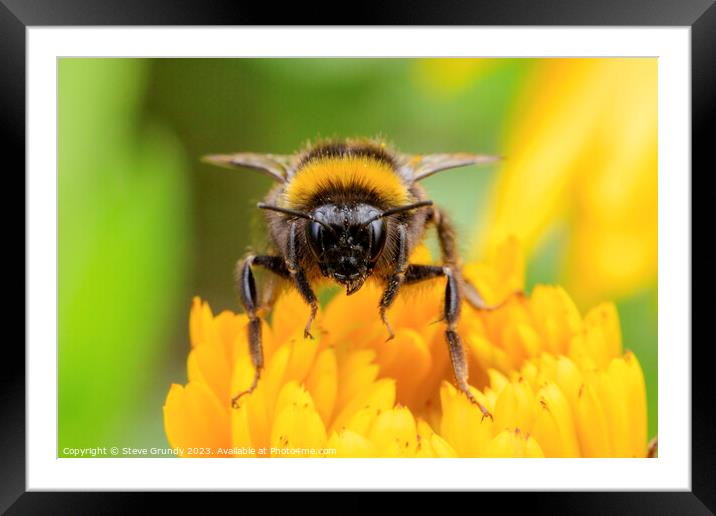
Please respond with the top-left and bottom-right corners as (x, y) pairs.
(369, 219), (387, 262)
(307, 221), (325, 258)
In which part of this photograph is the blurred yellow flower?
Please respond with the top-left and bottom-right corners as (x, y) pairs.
(164, 237), (649, 458)
(413, 58), (498, 96)
(475, 58), (657, 306)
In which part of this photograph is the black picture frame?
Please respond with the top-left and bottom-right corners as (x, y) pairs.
(5, 0), (713, 511)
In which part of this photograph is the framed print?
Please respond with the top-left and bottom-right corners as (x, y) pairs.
(6, 0), (715, 510)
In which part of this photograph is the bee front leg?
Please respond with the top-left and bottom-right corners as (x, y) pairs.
(233, 254), (290, 409)
(378, 224), (408, 341)
(401, 264), (492, 420)
(442, 266), (493, 421)
(287, 221), (319, 339)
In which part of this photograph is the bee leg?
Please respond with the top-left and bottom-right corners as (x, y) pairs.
(287, 221), (319, 339)
(443, 266), (493, 421)
(431, 206), (460, 267)
(429, 206), (494, 420)
(232, 254), (290, 409)
(378, 224), (408, 341)
(402, 264), (492, 419)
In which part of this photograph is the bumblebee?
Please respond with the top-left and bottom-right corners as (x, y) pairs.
(204, 138), (506, 419)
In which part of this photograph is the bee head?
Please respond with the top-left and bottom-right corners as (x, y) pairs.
(257, 199), (432, 296)
(306, 204), (387, 295)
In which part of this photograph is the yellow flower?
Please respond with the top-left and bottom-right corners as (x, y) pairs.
(438, 347), (647, 458)
(412, 58), (499, 97)
(475, 58), (657, 306)
(164, 237), (649, 458)
(163, 295), (456, 458)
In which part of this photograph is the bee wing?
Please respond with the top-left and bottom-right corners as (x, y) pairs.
(202, 153), (297, 183)
(399, 153), (501, 182)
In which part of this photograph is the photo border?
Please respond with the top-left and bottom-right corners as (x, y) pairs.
(6, 0), (714, 510)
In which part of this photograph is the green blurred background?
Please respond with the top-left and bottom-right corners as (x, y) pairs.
(58, 58), (657, 456)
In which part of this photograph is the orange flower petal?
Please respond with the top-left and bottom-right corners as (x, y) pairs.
(575, 383), (612, 457)
(439, 382), (494, 457)
(305, 348), (338, 424)
(530, 382), (580, 457)
(484, 429), (545, 458)
(416, 418), (458, 458)
(366, 406), (418, 457)
(270, 382), (327, 457)
(330, 378), (396, 436)
(327, 430), (376, 458)
(163, 381), (230, 456)
(493, 378), (537, 434)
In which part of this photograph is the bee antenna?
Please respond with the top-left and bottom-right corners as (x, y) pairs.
(363, 200), (434, 226)
(257, 203), (337, 234)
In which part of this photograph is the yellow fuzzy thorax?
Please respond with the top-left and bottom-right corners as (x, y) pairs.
(282, 156), (411, 208)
